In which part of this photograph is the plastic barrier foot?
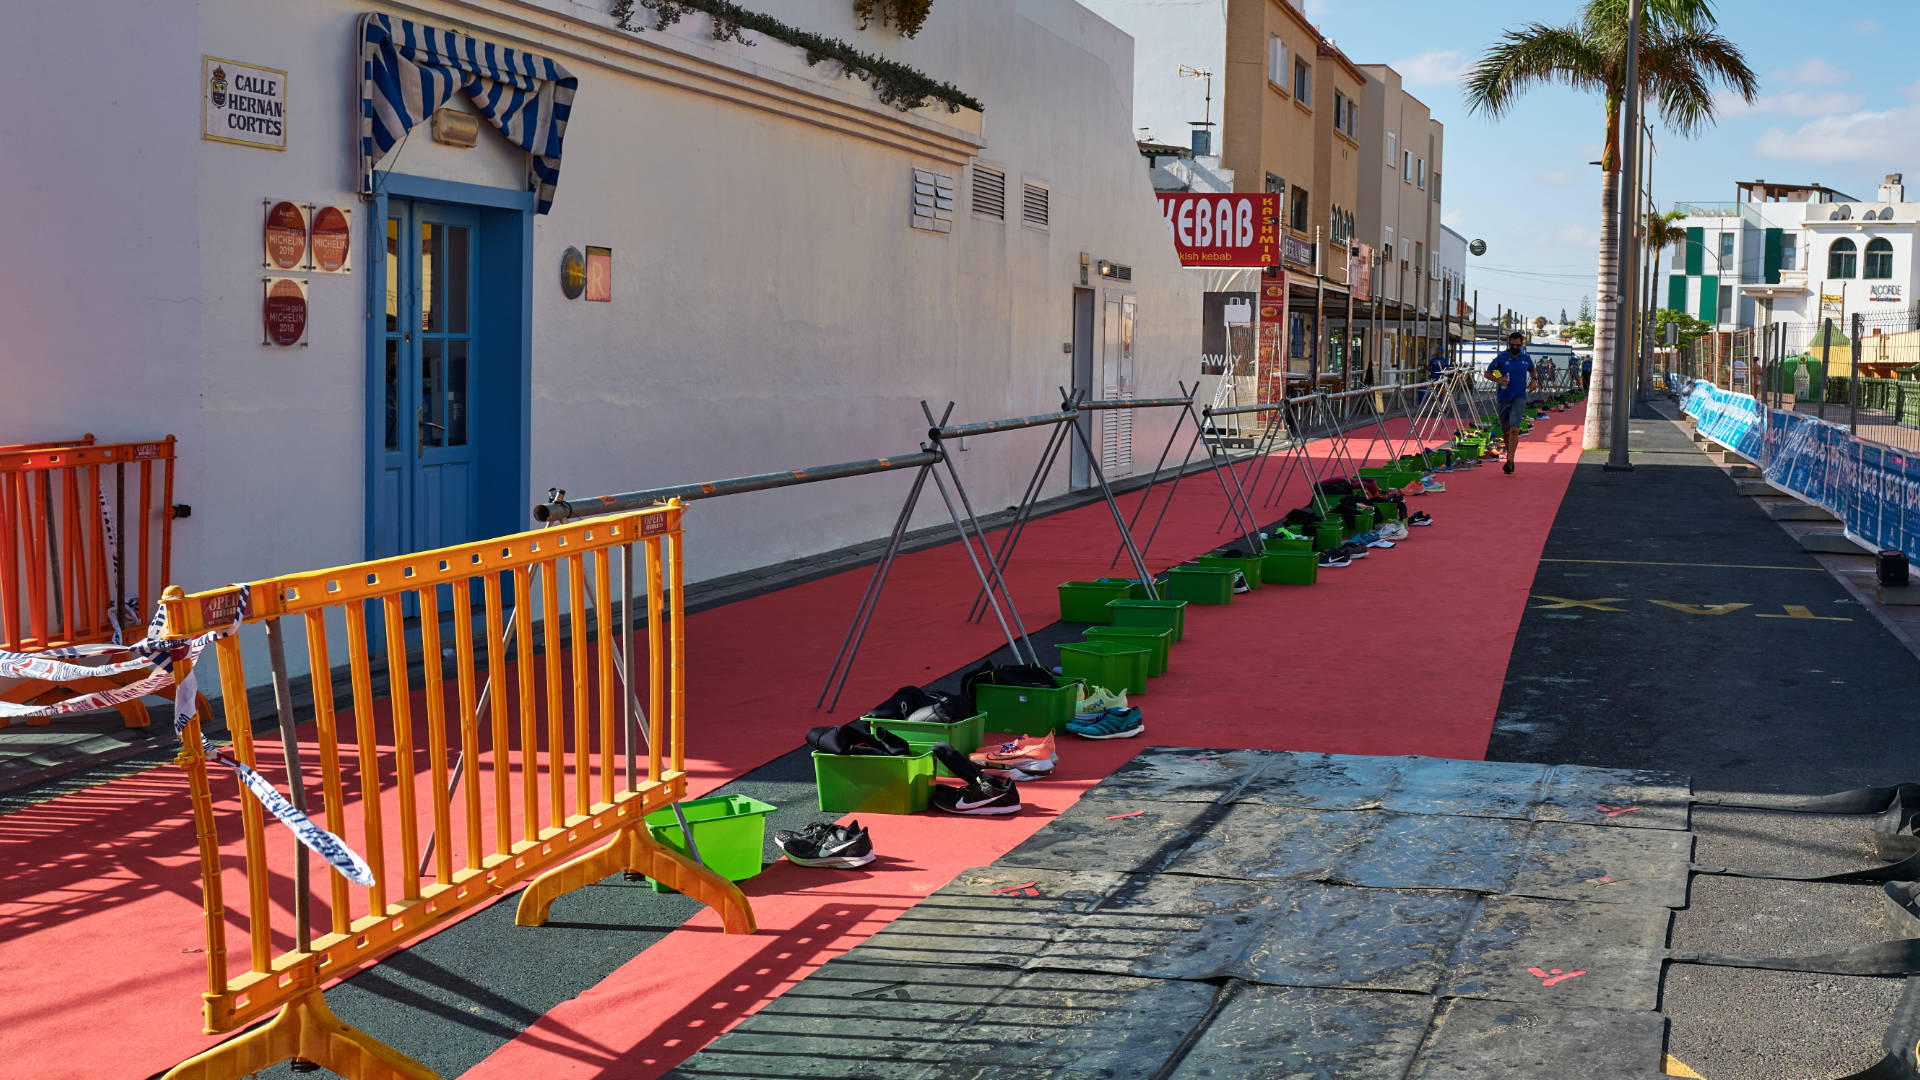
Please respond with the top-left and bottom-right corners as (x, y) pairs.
(161, 989), (439, 1080)
(514, 821), (757, 935)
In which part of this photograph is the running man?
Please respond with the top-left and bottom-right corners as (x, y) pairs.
(1486, 330), (1534, 475)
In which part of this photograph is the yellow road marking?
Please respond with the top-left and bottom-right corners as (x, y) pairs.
(1540, 558), (1824, 572)
(1649, 601), (1750, 616)
(1755, 604), (1851, 622)
(1531, 595), (1628, 612)
(1663, 1054), (1705, 1078)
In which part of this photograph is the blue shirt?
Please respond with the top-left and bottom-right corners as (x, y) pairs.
(1427, 356), (1446, 377)
(1581, 357), (1593, 373)
(1487, 351), (1533, 401)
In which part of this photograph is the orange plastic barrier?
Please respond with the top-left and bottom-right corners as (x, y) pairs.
(158, 501), (754, 1080)
(0, 436), (180, 727)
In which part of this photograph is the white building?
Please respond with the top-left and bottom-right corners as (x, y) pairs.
(1, 0), (1202, 598)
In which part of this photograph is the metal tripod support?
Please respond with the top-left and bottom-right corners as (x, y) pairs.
(1098, 382), (1267, 569)
(960, 387), (1191, 622)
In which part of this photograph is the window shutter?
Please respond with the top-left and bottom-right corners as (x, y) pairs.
(911, 168), (954, 233)
(1022, 183), (1049, 229)
(972, 166), (1005, 220)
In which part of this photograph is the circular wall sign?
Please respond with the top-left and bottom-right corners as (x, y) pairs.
(560, 246), (586, 299)
(310, 206), (351, 273)
(264, 279), (308, 346)
(265, 201), (308, 270)
(1468, 238), (1487, 257)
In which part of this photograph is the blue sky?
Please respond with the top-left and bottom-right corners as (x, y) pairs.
(1305, 0), (1920, 324)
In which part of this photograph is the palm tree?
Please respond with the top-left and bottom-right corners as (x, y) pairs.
(1641, 208), (1688, 382)
(1465, 0), (1756, 450)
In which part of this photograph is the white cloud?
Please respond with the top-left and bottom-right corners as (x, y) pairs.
(1394, 49), (1472, 88)
(1537, 168), (1576, 187)
(1723, 90), (1868, 118)
(1854, 20), (1880, 33)
(1753, 104), (1920, 162)
(1443, 209), (1465, 229)
(1907, 78), (1920, 102)
(1303, 0), (1330, 18)
(1769, 57), (1848, 86)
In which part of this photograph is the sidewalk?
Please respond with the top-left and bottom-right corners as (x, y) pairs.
(1489, 401), (1920, 1080)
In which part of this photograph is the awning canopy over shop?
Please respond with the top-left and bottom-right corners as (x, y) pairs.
(359, 13), (578, 213)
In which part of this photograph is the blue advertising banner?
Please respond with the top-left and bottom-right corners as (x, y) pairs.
(1682, 381), (1917, 562)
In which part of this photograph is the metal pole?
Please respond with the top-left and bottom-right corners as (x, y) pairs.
(263, 617), (311, 953)
(1111, 383), (1203, 569)
(1604, 0), (1644, 469)
(1819, 317), (1833, 422)
(817, 461), (936, 709)
(927, 456), (1038, 669)
(1851, 311), (1863, 435)
(966, 417), (1071, 622)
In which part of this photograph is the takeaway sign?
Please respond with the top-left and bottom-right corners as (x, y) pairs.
(205, 56), (287, 150)
(1158, 193), (1279, 268)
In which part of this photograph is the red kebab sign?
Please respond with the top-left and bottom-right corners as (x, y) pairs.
(1157, 193), (1279, 267)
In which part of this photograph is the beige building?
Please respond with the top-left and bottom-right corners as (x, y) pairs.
(1358, 64), (1447, 381)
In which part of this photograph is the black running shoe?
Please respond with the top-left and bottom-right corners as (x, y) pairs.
(1318, 550), (1351, 568)
(774, 821), (875, 868)
(1337, 541), (1369, 560)
(1408, 511), (1433, 526)
(931, 777), (1022, 816)
(1503, 461), (1514, 474)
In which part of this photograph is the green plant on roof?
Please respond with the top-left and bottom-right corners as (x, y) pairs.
(855, 0), (932, 37)
(613, 0), (979, 113)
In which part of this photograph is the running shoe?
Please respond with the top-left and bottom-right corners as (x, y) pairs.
(1074, 684), (1128, 719)
(931, 777), (1022, 816)
(1066, 707), (1145, 740)
(971, 734), (1058, 773)
(1503, 462), (1515, 474)
(1421, 479), (1446, 492)
(1366, 535), (1396, 549)
(1378, 522), (1410, 541)
(1336, 541), (1369, 560)
(1318, 550), (1351, 568)
(1405, 482), (1427, 495)
(1408, 511), (1434, 526)
(774, 821), (875, 868)
(1232, 571), (1252, 594)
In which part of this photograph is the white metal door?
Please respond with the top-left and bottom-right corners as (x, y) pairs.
(1100, 292), (1135, 478)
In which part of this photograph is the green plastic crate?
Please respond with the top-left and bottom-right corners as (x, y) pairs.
(1259, 548), (1318, 586)
(974, 677), (1079, 737)
(1262, 533), (1312, 553)
(1163, 564), (1236, 605)
(813, 750), (936, 814)
(1196, 553), (1262, 591)
(1057, 639), (1151, 695)
(1359, 467), (1420, 490)
(868, 710), (987, 756)
(644, 793), (778, 892)
(1348, 508), (1376, 536)
(1058, 580), (1134, 623)
(1312, 521), (1345, 551)
(1083, 624), (1172, 676)
(1107, 598), (1187, 642)
(1095, 577), (1151, 600)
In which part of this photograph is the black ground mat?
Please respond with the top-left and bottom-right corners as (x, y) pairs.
(665, 748), (1686, 1078)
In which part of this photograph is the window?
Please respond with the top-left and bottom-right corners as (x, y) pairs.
(1718, 285), (1732, 320)
(1828, 237), (1857, 278)
(1386, 131), (1397, 168)
(1329, 205), (1354, 243)
(1403, 150), (1413, 182)
(910, 168), (953, 234)
(1332, 91), (1354, 137)
(1718, 231), (1734, 260)
(1384, 226), (1394, 250)
(1267, 35), (1286, 86)
(1432, 172), (1441, 202)
(971, 164), (1005, 220)
(1021, 181), (1049, 230)
(1865, 237), (1894, 279)
(1417, 158), (1427, 190)
(1293, 58), (1312, 105)
(1782, 239), (1798, 271)
(1264, 172), (1285, 197)
(1290, 185), (1309, 231)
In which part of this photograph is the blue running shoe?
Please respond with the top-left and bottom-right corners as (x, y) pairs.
(1066, 707), (1145, 740)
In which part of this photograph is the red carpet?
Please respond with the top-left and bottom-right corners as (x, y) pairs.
(0, 407), (1585, 1080)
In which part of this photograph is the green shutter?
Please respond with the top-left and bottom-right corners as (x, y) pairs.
(1699, 274), (1718, 322)
(1763, 228), (1783, 284)
(1685, 227), (1704, 275)
(1668, 274), (1687, 312)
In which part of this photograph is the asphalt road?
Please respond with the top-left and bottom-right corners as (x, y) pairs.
(1487, 404), (1916, 1080)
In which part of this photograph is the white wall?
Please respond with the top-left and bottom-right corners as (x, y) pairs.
(2, 0), (1202, 603)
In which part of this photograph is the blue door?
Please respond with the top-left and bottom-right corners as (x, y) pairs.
(376, 200), (483, 558)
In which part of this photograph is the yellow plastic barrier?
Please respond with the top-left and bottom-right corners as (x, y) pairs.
(158, 501), (754, 1080)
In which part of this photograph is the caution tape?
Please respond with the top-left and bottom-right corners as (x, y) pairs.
(0, 586), (375, 888)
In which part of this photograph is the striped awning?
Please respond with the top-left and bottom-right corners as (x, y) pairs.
(359, 13), (577, 214)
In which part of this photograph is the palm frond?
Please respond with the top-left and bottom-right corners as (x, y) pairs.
(1463, 23), (1608, 118)
(1635, 28), (1758, 137)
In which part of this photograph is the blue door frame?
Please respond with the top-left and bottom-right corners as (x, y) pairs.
(365, 173), (533, 562)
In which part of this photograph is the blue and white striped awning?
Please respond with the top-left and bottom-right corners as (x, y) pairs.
(359, 13), (577, 214)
